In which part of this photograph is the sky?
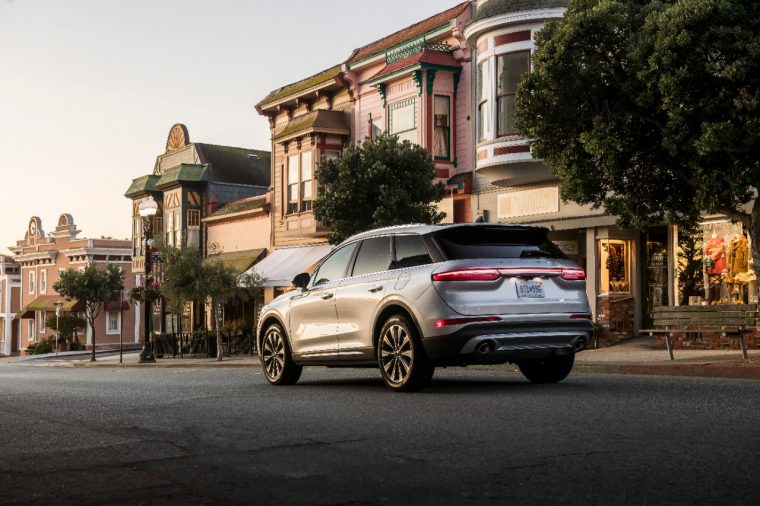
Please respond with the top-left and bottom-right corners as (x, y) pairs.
(0, 0), (460, 254)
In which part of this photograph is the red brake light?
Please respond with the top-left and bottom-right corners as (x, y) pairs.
(432, 269), (501, 281)
(570, 314), (593, 320)
(434, 316), (501, 328)
(560, 268), (586, 280)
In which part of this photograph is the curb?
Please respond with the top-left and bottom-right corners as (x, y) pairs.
(574, 362), (760, 380)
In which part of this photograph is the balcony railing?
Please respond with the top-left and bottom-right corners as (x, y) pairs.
(386, 41), (455, 64)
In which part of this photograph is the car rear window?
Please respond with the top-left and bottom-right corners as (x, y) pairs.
(432, 226), (567, 260)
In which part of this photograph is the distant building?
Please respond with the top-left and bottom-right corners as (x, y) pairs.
(124, 124), (271, 332)
(8, 214), (136, 353)
(0, 255), (20, 356)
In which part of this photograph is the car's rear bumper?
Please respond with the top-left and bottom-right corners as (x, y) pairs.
(422, 320), (592, 364)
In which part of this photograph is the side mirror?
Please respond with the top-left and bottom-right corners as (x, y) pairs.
(292, 272), (311, 289)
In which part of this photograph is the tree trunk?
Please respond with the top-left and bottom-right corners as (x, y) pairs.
(748, 200), (760, 299)
(215, 302), (223, 362)
(89, 316), (96, 362)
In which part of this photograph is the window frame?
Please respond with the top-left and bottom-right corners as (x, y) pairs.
(28, 319), (35, 342)
(433, 95), (451, 160)
(37, 310), (46, 333)
(388, 97), (418, 144)
(285, 149), (316, 215)
(28, 270), (36, 294)
(496, 49), (531, 138)
(310, 242), (360, 287)
(477, 59), (490, 143)
(106, 310), (121, 335)
(350, 236), (393, 277)
(39, 269), (47, 294)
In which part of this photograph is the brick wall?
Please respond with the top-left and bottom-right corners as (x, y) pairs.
(596, 295), (635, 346)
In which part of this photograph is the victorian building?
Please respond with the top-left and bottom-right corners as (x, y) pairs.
(251, 2), (475, 301)
(124, 124), (271, 332)
(8, 214), (136, 353)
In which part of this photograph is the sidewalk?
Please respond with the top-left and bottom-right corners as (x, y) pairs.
(3, 337), (759, 379)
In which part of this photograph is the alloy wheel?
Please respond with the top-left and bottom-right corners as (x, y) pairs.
(262, 329), (285, 381)
(380, 324), (413, 385)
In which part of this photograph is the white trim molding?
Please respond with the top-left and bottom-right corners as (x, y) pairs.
(464, 8), (566, 44)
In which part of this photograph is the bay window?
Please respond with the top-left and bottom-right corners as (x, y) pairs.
(286, 150), (315, 215)
(477, 60), (490, 142)
(300, 151), (313, 212)
(496, 50), (530, 137)
(287, 154), (299, 215)
(433, 95), (450, 160)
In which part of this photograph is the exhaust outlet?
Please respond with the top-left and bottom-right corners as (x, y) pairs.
(574, 338), (586, 351)
(477, 341), (494, 355)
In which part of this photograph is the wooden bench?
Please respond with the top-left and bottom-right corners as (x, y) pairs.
(642, 304), (755, 361)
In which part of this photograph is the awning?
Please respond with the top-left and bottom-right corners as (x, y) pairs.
(244, 245), (333, 287)
(204, 248), (266, 274)
(15, 296), (82, 319)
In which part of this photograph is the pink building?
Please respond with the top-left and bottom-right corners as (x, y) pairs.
(8, 214), (138, 354)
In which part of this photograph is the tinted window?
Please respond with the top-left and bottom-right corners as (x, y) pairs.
(432, 226), (567, 260)
(351, 237), (392, 276)
(392, 235), (432, 269)
(312, 243), (359, 286)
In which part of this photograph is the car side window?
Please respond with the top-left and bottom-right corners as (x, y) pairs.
(311, 242), (359, 286)
(392, 235), (433, 269)
(351, 237), (392, 277)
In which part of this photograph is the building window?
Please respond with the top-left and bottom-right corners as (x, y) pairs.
(187, 210), (200, 248)
(39, 269), (47, 294)
(173, 210), (182, 246)
(28, 319), (35, 342)
(28, 271), (35, 294)
(153, 217), (163, 245)
(433, 95), (451, 160)
(165, 211), (174, 246)
(300, 151), (313, 212)
(388, 97), (417, 144)
(369, 115), (383, 139)
(37, 311), (46, 333)
(496, 50), (530, 137)
(477, 60), (490, 142)
(287, 154), (299, 215)
(599, 240), (630, 294)
(106, 310), (121, 335)
(133, 217), (144, 256)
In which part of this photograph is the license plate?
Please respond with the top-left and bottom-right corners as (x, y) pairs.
(516, 280), (545, 298)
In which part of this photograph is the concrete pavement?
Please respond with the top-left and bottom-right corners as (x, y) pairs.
(3, 336), (759, 379)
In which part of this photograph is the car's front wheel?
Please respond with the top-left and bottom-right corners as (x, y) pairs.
(261, 323), (302, 385)
(377, 315), (433, 392)
(518, 353), (575, 383)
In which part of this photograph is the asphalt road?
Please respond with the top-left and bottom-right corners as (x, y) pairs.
(0, 364), (758, 505)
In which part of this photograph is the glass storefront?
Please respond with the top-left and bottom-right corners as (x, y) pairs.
(599, 239), (630, 295)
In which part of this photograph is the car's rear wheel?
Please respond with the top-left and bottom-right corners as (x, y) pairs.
(518, 353), (575, 383)
(261, 323), (302, 385)
(377, 315), (433, 392)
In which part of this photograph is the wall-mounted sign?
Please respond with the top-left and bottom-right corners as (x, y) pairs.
(498, 187), (559, 219)
(554, 240), (579, 256)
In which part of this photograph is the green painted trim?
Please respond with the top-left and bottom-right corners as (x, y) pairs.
(413, 70), (423, 96)
(346, 24), (452, 69)
(426, 69), (437, 95)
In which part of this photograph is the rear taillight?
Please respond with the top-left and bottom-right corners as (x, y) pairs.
(560, 268), (586, 280)
(570, 313), (593, 320)
(434, 316), (501, 328)
(432, 269), (501, 281)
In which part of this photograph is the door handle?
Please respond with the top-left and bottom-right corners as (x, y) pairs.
(368, 285), (383, 293)
(321, 293), (334, 300)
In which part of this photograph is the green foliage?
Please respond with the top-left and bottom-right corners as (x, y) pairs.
(52, 264), (124, 361)
(516, 0), (760, 232)
(314, 133), (446, 244)
(158, 245), (206, 316)
(45, 313), (86, 340)
(25, 337), (55, 355)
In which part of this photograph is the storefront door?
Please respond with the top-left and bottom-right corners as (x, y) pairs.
(643, 227), (668, 328)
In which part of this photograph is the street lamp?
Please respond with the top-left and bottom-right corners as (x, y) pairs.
(138, 195), (158, 363)
(54, 300), (63, 357)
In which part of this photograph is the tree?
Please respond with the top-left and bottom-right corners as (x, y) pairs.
(314, 133), (446, 244)
(515, 0), (760, 267)
(159, 244), (263, 360)
(53, 264), (124, 362)
(45, 312), (87, 344)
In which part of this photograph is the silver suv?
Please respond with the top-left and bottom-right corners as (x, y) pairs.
(257, 224), (592, 391)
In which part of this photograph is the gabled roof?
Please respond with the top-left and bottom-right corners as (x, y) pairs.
(206, 195), (268, 220)
(194, 143), (271, 187)
(348, 2), (470, 64)
(155, 163), (207, 189)
(257, 65), (344, 110)
(204, 249), (266, 274)
(124, 174), (161, 198)
(367, 50), (461, 84)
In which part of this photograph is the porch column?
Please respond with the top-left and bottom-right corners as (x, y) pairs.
(585, 227), (597, 319)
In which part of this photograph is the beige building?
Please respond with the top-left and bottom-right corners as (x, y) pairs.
(8, 214), (137, 353)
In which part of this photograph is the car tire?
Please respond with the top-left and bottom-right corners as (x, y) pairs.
(377, 315), (433, 392)
(518, 353), (575, 384)
(261, 323), (302, 385)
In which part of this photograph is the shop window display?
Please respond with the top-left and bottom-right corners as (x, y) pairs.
(599, 240), (629, 294)
(685, 221), (756, 305)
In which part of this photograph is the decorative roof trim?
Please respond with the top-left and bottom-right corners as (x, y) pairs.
(347, 25), (453, 70)
(463, 8), (566, 43)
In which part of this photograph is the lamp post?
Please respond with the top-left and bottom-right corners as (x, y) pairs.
(138, 195), (158, 363)
(54, 301), (63, 356)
